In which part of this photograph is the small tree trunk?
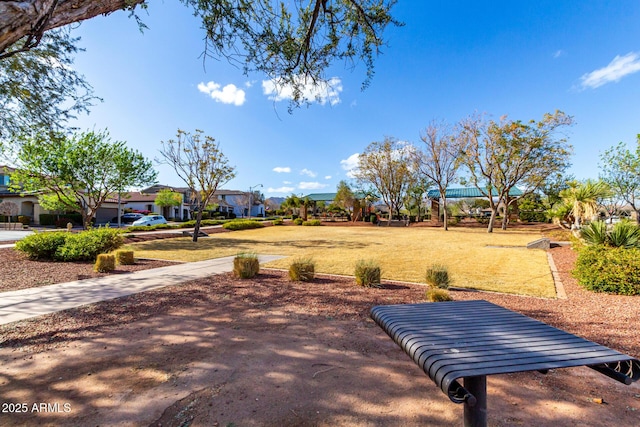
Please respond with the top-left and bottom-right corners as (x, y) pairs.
(193, 210), (203, 242)
(442, 197), (449, 231)
(487, 208), (498, 233)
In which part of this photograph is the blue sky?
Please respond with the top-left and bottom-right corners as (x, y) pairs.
(69, 1), (640, 197)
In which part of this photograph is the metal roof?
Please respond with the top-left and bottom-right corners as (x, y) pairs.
(427, 187), (523, 199)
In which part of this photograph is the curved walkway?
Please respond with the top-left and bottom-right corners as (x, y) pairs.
(0, 255), (285, 326)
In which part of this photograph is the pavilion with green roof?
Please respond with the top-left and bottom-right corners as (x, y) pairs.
(427, 187), (523, 223)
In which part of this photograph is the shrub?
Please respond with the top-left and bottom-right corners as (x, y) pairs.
(222, 220), (265, 231)
(233, 253), (260, 279)
(581, 220), (640, 249)
(426, 264), (451, 289)
(573, 245), (640, 295)
(302, 219), (321, 226)
(355, 259), (381, 287)
(115, 250), (135, 265)
(54, 228), (124, 262)
(289, 258), (315, 282)
(15, 231), (68, 260)
(94, 254), (116, 272)
(293, 218), (304, 225)
(18, 215), (31, 225)
(426, 288), (453, 302)
(273, 218), (284, 225)
(369, 213), (378, 224)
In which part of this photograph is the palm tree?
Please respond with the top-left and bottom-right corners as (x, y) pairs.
(559, 180), (611, 228)
(282, 194), (302, 216)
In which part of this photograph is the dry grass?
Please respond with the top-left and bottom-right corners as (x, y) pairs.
(128, 226), (555, 297)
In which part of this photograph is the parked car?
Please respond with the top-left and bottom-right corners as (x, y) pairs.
(131, 215), (168, 227)
(110, 213), (145, 224)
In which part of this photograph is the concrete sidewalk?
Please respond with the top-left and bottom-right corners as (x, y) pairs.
(0, 255), (285, 325)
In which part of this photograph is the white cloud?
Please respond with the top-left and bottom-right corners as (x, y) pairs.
(272, 166), (291, 173)
(197, 81), (246, 106)
(262, 76), (342, 106)
(340, 153), (360, 178)
(324, 175), (332, 180)
(580, 52), (640, 89)
(553, 50), (565, 59)
(267, 186), (295, 193)
(298, 182), (328, 190)
(300, 168), (317, 178)
(283, 181), (292, 185)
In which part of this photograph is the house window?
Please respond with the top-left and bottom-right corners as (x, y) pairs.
(0, 174), (9, 186)
(146, 204), (153, 212)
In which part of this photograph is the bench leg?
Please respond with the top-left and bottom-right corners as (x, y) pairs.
(463, 376), (487, 427)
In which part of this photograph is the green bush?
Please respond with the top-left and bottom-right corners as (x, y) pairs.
(426, 264), (450, 289)
(15, 231), (69, 260)
(426, 288), (453, 302)
(222, 220), (265, 231)
(54, 227), (124, 261)
(94, 254), (116, 272)
(355, 259), (381, 287)
(293, 218), (304, 225)
(302, 219), (321, 226)
(17, 216), (31, 225)
(39, 213), (83, 226)
(573, 245), (640, 295)
(115, 250), (135, 265)
(272, 218), (284, 225)
(233, 253), (260, 279)
(289, 258), (315, 282)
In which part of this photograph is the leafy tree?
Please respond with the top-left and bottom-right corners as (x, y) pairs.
(11, 129), (157, 228)
(0, 28), (96, 153)
(334, 180), (355, 217)
(460, 111), (573, 232)
(354, 137), (415, 222)
(155, 189), (183, 218)
(38, 190), (81, 222)
(1, 1), (400, 109)
(600, 136), (640, 224)
(415, 121), (464, 230)
(158, 129), (235, 241)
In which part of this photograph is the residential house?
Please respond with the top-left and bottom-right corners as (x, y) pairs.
(135, 185), (265, 219)
(0, 165), (119, 225)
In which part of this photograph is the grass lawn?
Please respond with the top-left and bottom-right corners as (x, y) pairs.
(128, 225), (556, 298)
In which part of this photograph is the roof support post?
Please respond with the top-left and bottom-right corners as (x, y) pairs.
(463, 376), (487, 427)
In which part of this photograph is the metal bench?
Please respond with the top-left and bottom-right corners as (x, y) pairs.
(371, 300), (640, 427)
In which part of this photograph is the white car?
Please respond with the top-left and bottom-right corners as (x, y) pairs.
(131, 215), (167, 226)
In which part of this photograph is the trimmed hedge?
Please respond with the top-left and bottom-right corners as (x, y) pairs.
(222, 220), (265, 231)
(302, 219), (321, 226)
(573, 245), (640, 295)
(15, 228), (124, 262)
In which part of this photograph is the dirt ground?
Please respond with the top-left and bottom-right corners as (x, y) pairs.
(0, 238), (639, 426)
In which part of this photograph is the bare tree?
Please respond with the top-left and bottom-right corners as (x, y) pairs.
(0, 200), (19, 229)
(415, 120), (464, 230)
(460, 111), (573, 232)
(354, 137), (416, 223)
(158, 129), (235, 242)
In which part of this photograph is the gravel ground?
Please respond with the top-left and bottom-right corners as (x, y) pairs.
(0, 241), (638, 426)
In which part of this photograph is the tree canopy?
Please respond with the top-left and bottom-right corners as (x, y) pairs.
(0, 28), (96, 151)
(11, 129), (157, 228)
(1, 0), (400, 108)
(354, 137), (415, 221)
(460, 111), (573, 232)
(600, 136), (640, 224)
